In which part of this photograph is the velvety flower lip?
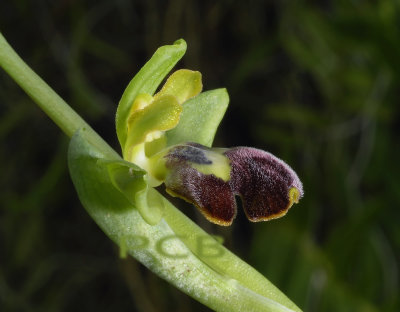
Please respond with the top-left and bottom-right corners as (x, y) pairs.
(162, 143), (303, 226)
(225, 147), (303, 222)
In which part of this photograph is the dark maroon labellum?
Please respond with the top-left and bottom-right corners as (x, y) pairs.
(163, 143), (303, 226)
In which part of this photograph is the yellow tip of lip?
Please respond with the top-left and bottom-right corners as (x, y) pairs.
(288, 187), (300, 205)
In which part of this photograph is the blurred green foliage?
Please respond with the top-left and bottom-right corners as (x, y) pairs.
(1, 1), (399, 311)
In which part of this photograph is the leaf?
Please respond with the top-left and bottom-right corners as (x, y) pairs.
(116, 39), (187, 149)
(166, 88), (229, 147)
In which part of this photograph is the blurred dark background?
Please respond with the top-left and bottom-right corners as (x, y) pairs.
(1, 1), (399, 311)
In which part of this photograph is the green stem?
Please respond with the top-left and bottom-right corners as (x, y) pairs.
(0, 31), (117, 159)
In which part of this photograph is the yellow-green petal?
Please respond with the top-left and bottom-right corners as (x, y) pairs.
(124, 95), (182, 159)
(154, 69), (202, 104)
(129, 93), (153, 113)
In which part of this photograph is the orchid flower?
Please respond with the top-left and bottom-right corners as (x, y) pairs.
(114, 43), (303, 227)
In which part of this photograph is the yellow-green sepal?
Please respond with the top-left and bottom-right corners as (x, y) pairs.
(165, 89), (229, 147)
